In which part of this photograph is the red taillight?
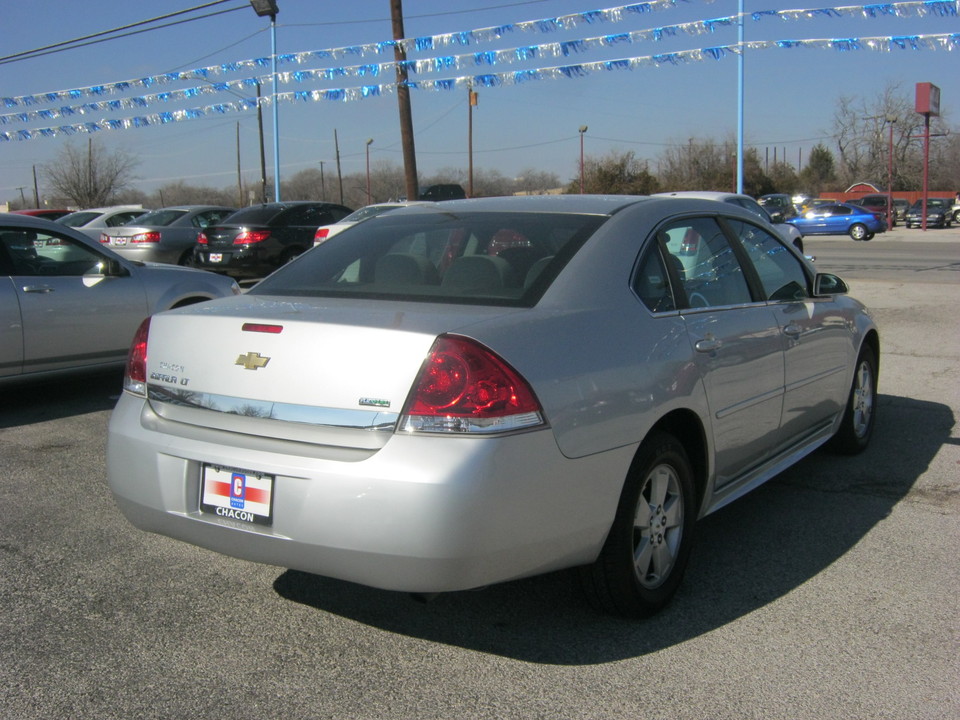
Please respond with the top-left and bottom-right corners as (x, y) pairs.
(313, 228), (330, 244)
(197, 232), (209, 245)
(99, 233), (110, 244)
(124, 318), (151, 396)
(242, 323), (283, 334)
(400, 335), (544, 434)
(234, 230), (271, 245)
(131, 231), (161, 244)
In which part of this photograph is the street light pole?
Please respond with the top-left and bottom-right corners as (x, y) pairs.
(366, 138), (374, 204)
(885, 115), (897, 228)
(249, 1), (280, 202)
(578, 126), (588, 194)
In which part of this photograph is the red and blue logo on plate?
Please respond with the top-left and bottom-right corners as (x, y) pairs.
(230, 472), (246, 508)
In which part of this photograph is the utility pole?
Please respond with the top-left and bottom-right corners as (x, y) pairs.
(391, 0), (419, 201)
(334, 129), (344, 205)
(319, 161), (326, 201)
(236, 122), (244, 207)
(257, 82), (268, 203)
(468, 84), (477, 197)
(32, 165), (40, 207)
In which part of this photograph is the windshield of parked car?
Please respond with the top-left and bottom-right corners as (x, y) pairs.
(131, 209), (188, 226)
(250, 210), (606, 306)
(56, 211), (100, 227)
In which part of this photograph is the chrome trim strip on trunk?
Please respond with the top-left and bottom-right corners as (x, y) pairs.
(147, 384), (398, 450)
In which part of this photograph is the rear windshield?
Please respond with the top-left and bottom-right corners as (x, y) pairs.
(220, 205), (283, 224)
(56, 211), (100, 227)
(131, 209), (187, 226)
(250, 210), (606, 306)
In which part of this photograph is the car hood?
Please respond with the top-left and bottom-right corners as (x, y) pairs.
(144, 294), (520, 418)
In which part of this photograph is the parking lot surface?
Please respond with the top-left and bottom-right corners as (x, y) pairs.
(1, 233), (958, 719)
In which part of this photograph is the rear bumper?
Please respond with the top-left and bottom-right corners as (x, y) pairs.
(106, 393), (628, 592)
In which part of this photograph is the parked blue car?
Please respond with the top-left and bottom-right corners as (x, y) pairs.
(786, 202), (887, 241)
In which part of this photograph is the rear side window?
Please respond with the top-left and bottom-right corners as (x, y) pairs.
(251, 211), (606, 306)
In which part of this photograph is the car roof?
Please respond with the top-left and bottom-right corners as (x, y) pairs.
(653, 191), (749, 202)
(401, 194), (647, 215)
(1, 211), (73, 229)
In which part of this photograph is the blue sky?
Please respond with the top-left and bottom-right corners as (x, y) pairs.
(1, 0), (957, 203)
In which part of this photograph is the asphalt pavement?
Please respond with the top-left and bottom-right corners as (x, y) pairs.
(1, 235), (957, 720)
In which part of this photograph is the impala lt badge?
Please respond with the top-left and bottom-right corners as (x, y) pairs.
(235, 352), (271, 370)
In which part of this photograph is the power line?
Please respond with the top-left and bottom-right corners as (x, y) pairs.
(0, 1), (246, 65)
(288, 0), (553, 27)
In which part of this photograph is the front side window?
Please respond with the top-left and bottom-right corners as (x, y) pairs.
(0, 228), (108, 277)
(251, 211), (606, 306)
(726, 220), (809, 302)
(658, 217), (752, 309)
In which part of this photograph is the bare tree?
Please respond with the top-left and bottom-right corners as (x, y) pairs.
(831, 82), (950, 191)
(41, 139), (139, 207)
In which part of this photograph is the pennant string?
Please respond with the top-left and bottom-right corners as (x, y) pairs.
(3, 32), (957, 142)
(2, 1), (955, 110)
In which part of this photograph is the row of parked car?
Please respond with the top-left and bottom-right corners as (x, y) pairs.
(756, 192), (957, 241)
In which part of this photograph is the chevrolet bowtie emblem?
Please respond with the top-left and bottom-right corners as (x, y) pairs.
(235, 352), (271, 370)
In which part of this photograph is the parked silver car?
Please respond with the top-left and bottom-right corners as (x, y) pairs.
(0, 213), (240, 384)
(56, 205), (150, 240)
(107, 196), (878, 617)
(100, 205), (236, 265)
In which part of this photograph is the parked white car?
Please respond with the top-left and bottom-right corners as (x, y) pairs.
(56, 205), (149, 240)
(313, 201), (430, 245)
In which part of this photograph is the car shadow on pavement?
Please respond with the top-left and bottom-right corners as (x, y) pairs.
(275, 392), (952, 665)
(0, 369), (122, 428)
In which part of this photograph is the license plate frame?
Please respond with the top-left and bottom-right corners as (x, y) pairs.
(200, 465), (274, 526)
(209, 252), (224, 262)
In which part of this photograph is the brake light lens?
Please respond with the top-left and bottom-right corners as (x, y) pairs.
(313, 228), (330, 245)
(99, 233), (110, 244)
(399, 335), (544, 434)
(131, 231), (161, 243)
(234, 230), (271, 245)
(197, 232), (208, 245)
(123, 318), (151, 396)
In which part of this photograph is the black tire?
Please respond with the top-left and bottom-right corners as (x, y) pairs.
(864, 232), (875, 241)
(579, 433), (696, 617)
(828, 345), (877, 455)
(849, 223), (868, 241)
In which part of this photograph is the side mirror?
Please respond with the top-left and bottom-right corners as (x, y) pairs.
(89, 259), (128, 277)
(768, 210), (785, 223)
(814, 273), (848, 296)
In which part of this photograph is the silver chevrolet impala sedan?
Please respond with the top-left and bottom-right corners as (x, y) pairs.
(107, 195), (879, 617)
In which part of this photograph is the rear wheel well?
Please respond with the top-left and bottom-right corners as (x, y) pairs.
(644, 409), (708, 513)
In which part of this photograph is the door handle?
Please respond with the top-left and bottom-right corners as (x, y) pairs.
(695, 335), (722, 353)
(783, 322), (803, 338)
(22, 285), (54, 293)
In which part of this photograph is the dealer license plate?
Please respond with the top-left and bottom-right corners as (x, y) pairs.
(200, 465), (274, 526)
